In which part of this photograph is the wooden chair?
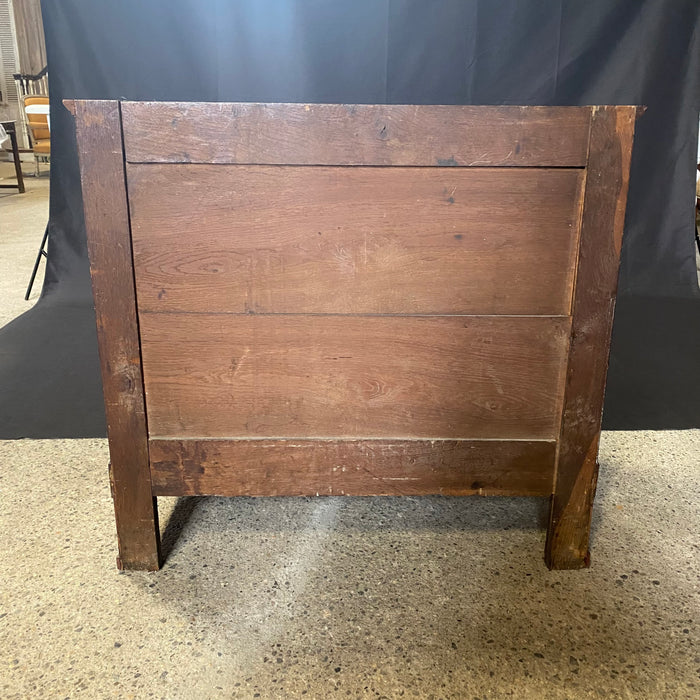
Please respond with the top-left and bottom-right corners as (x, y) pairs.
(13, 67), (49, 148)
(24, 95), (50, 175)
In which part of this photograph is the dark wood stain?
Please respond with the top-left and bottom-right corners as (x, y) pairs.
(121, 102), (591, 167)
(545, 106), (637, 570)
(72, 100), (161, 571)
(69, 100), (638, 571)
(149, 439), (557, 497)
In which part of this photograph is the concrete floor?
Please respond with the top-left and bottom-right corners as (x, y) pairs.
(0, 158), (48, 327)
(0, 160), (698, 698)
(0, 434), (698, 699)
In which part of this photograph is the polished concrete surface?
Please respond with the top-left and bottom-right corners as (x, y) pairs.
(0, 432), (698, 699)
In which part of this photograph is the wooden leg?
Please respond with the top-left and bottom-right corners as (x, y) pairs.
(115, 520), (161, 571)
(545, 107), (637, 570)
(10, 129), (25, 193)
(545, 435), (600, 569)
(109, 459), (161, 570)
(72, 101), (162, 570)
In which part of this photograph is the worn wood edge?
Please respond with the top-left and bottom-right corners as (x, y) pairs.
(149, 438), (557, 498)
(73, 99), (161, 571)
(545, 105), (637, 570)
(121, 101), (605, 109)
(546, 437), (600, 570)
(120, 101), (593, 166)
(138, 312), (573, 318)
(547, 115), (593, 506)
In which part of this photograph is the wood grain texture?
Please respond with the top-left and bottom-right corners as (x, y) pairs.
(139, 314), (571, 440)
(71, 99), (638, 571)
(129, 165), (583, 315)
(149, 438), (557, 497)
(122, 102), (592, 166)
(545, 106), (637, 570)
(72, 100), (161, 571)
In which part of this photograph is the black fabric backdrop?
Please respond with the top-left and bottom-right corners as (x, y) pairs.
(1, 0), (699, 438)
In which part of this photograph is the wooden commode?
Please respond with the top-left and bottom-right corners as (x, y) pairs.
(67, 101), (637, 571)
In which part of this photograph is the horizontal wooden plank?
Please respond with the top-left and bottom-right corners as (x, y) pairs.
(149, 438), (556, 497)
(140, 314), (571, 440)
(122, 102), (591, 166)
(129, 165), (583, 315)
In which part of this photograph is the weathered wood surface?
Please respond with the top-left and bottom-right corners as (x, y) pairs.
(70, 99), (637, 571)
(139, 314), (571, 440)
(129, 165), (583, 315)
(545, 105), (637, 570)
(149, 438), (557, 497)
(72, 100), (160, 571)
(122, 102), (592, 166)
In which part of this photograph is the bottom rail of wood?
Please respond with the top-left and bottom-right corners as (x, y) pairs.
(149, 438), (556, 498)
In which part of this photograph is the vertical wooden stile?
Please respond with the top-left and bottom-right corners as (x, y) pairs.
(546, 106), (637, 569)
(72, 100), (160, 570)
